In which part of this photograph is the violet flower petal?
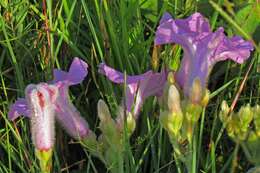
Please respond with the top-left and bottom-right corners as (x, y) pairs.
(52, 57), (90, 139)
(98, 63), (144, 84)
(8, 98), (31, 121)
(67, 57), (88, 85)
(54, 86), (90, 139)
(53, 69), (67, 83)
(155, 12), (254, 97)
(99, 63), (167, 118)
(155, 12), (210, 48)
(53, 57), (88, 86)
(125, 84), (138, 114)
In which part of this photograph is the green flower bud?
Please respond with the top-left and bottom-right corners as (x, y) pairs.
(184, 102), (202, 123)
(226, 113), (248, 141)
(160, 110), (183, 137)
(126, 112), (136, 135)
(238, 104), (253, 132)
(115, 106), (136, 135)
(97, 100), (119, 143)
(225, 114), (237, 139)
(219, 100), (230, 122)
(97, 99), (113, 122)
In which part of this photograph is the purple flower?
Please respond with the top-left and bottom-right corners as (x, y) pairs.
(155, 12), (254, 97)
(98, 63), (167, 118)
(8, 58), (90, 150)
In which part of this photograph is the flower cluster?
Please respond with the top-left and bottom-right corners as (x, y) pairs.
(219, 101), (260, 165)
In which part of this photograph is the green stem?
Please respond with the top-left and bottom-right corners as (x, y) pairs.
(192, 129), (197, 173)
(173, 152), (183, 173)
(197, 108), (206, 168)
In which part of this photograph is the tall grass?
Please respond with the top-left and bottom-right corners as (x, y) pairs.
(0, 0), (259, 172)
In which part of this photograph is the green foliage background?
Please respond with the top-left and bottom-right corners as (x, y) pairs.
(0, 0), (259, 172)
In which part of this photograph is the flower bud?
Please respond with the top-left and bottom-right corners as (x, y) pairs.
(184, 102), (202, 123)
(226, 115), (238, 139)
(126, 112), (136, 135)
(201, 89), (210, 107)
(238, 104), (253, 132)
(97, 99), (112, 122)
(167, 85), (182, 114)
(115, 106), (136, 135)
(97, 100), (118, 143)
(167, 72), (175, 84)
(219, 100), (230, 122)
(159, 110), (183, 137)
(25, 83), (57, 173)
(25, 83), (57, 152)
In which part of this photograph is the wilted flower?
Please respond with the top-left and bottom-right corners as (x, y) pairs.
(98, 63), (167, 119)
(155, 12), (254, 99)
(9, 57), (90, 151)
(11, 83), (58, 151)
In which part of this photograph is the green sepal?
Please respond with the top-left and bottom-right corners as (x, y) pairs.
(160, 110), (183, 137)
(184, 102), (202, 123)
(35, 149), (53, 173)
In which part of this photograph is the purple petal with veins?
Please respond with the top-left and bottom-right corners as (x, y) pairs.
(155, 12), (254, 97)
